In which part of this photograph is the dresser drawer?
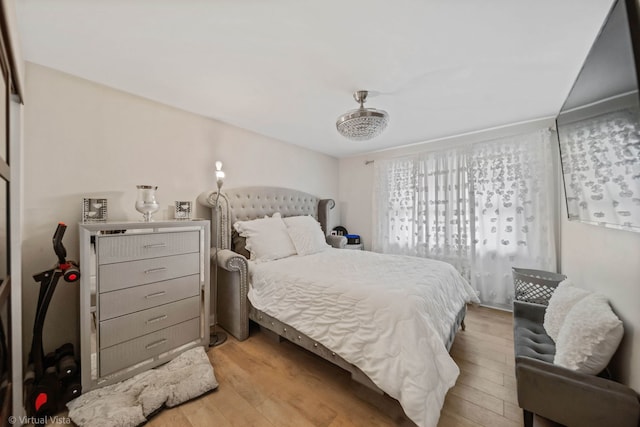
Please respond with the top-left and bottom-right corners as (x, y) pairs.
(98, 231), (200, 264)
(99, 318), (200, 377)
(99, 274), (200, 320)
(99, 296), (200, 349)
(99, 252), (200, 293)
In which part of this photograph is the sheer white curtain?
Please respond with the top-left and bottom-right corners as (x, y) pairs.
(373, 149), (472, 279)
(470, 129), (557, 309)
(372, 129), (557, 310)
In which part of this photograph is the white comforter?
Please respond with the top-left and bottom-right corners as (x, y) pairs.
(248, 249), (479, 427)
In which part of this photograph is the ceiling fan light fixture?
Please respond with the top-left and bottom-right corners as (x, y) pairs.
(336, 90), (389, 141)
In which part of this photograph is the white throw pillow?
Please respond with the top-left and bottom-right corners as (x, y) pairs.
(283, 215), (330, 256)
(554, 293), (623, 374)
(543, 279), (591, 341)
(233, 213), (296, 262)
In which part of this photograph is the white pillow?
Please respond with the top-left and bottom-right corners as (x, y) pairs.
(554, 293), (623, 374)
(282, 215), (330, 256)
(233, 213), (296, 262)
(543, 279), (591, 341)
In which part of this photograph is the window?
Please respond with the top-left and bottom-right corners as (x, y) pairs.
(374, 130), (557, 309)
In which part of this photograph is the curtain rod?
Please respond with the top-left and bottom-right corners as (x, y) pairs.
(363, 125), (556, 166)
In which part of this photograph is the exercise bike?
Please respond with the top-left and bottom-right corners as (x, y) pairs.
(24, 223), (82, 417)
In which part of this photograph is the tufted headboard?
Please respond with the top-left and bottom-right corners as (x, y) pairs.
(197, 186), (335, 250)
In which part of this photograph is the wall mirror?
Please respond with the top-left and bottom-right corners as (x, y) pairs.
(557, 0), (640, 232)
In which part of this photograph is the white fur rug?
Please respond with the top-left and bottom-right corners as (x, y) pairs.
(67, 346), (218, 427)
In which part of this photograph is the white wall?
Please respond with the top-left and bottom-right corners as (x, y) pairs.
(559, 196), (640, 392)
(22, 62), (339, 362)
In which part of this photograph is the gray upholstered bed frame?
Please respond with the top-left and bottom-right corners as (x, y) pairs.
(197, 186), (466, 393)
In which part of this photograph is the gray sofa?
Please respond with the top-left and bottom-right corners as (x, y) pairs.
(513, 300), (640, 427)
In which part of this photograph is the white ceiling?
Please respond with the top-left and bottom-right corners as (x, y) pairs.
(15, 0), (614, 158)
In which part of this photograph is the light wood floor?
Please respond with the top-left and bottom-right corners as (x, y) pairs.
(144, 305), (556, 427)
(41, 305), (561, 426)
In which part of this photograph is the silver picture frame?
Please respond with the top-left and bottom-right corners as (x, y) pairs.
(175, 201), (192, 220)
(83, 198), (108, 223)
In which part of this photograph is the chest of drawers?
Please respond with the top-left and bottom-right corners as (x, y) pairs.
(79, 221), (210, 391)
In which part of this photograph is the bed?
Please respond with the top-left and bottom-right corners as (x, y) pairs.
(197, 186), (479, 427)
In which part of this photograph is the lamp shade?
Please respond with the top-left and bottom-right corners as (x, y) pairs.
(215, 161), (225, 189)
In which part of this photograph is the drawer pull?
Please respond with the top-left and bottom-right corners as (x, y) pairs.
(145, 338), (168, 350)
(144, 267), (167, 274)
(145, 291), (167, 299)
(143, 243), (167, 249)
(146, 314), (168, 324)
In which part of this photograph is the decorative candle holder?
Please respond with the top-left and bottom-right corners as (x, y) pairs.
(135, 185), (159, 222)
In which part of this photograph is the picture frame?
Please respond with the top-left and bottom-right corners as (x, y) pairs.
(175, 201), (192, 220)
(82, 198), (107, 223)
